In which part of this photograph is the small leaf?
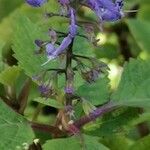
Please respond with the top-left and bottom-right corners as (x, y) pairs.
(34, 97), (64, 109)
(43, 134), (109, 150)
(77, 76), (110, 105)
(82, 100), (96, 115)
(0, 66), (21, 86)
(0, 100), (35, 150)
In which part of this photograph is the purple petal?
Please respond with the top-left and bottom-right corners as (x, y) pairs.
(26, 0), (47, 7)
(69, 8), (78, 37)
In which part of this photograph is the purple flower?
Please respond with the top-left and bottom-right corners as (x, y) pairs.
(65, 86), (74, 94)
(45, 43), (56, 59)
(48, 29), (57, 44)
(35, 39), (44, 47)
(39, 84), (49, 95)
(26, 0), (47, 7)
(42, 8), (77, 65)
(86, 0), (124, 22)
(55, 35), (72, 55)
(69, 8), (78, 37)
(42, 35), (72, 65)
(115, 0), (124, 9)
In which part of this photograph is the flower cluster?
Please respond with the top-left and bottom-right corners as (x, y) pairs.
(87, 0), (124, 22)
(42, 7), (77, 65)
(26, 0), (124, 64)
(26, 0), (124, 133)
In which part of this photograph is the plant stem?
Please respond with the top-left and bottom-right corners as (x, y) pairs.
(65, 39), (74, 105)
(73, 102), (116, 129)
(30, 121), (64, 137)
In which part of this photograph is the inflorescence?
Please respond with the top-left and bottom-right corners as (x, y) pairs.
(26, 0), (124, 134)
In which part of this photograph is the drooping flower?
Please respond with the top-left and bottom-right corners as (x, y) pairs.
(26, 0), (47, 7)
(45, 43), (56, 59)
(42, 35), (72, 66)
(42, 7), (77, 65)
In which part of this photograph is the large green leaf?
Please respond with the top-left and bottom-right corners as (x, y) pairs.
(77, 76), (110, 105)
(43, 134), (109, 150)
(112, 59), (150, 108)
(84, 108), (139, 136)
(12, 16), (44, 77)
(12, 16), (57, 77)
(127, 19), (150, 52)
(0, 100), (34, 150)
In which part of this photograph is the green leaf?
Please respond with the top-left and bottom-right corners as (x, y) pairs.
(12, 16), (58, 77)
(84, 108), (139, 136)
(112, 59), (150, 108)
(43, 134), (109, 150)
(127, 19), (150, 52)
(0, 0), (23, 22)
(95, 44), (119, 59)
(138, 5), (150, 22)
(82, 100), (96, 115)
(73, 37), (95, 57)
(0, 66), (21, 86)
(77, 76), (110, 105)
(12, 16), (44, 77)
(34, 97), (64, 109)
(129, 135), (150, 150)
(0, 100), (34, 150)
(101, 135), (133, 150)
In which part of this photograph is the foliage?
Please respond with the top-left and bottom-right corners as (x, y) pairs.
(0, 0), (150, 150)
